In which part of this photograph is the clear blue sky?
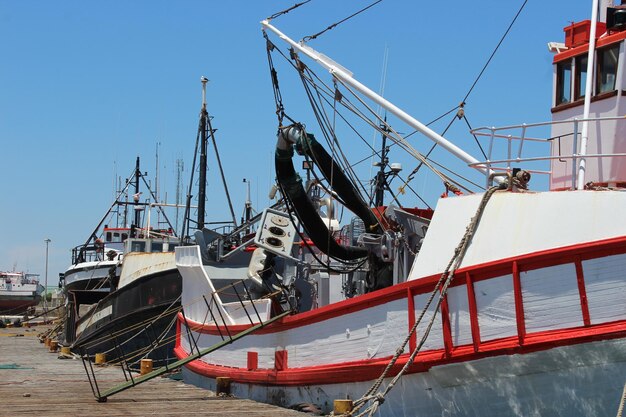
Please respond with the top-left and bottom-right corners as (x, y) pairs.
(0, 1), (590, 284)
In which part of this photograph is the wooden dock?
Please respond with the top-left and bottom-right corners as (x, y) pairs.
(0, 325), (308, 416)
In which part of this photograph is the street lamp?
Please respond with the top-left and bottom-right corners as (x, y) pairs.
(44, 238), (51, 322)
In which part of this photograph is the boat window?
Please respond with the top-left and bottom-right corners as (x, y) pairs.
(130, 240), (146, 252)
(122, 233), (128, 241)
(106, 232), (112, 242)
(575, 55), (588, 100)
(151, 242), (163, 253)
(597, 44), (619, 93)
(556, 60), (572, 105)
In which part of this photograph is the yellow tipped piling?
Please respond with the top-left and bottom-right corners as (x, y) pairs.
(95, 353), (106, 365)
(140, 359), (153, 375)
(333, 399), (353, 414)
(216, 377), (232, 396)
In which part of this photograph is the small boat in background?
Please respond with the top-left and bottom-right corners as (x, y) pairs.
(0, 271), (44, 315)
(63, 156), (181, 367)
(66, 78), (251, 370)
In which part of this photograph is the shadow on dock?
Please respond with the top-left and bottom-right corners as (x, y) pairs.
(0, 325), (308, 416)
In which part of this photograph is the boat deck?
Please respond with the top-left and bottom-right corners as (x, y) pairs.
(0, 325), (307, 416)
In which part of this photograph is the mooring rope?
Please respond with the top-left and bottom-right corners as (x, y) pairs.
(617, 381), (626, 417)
(338, 186), (500, 417)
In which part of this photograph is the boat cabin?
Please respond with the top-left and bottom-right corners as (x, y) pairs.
(103, 226), (130, 253)
(550, 4), (626, 189)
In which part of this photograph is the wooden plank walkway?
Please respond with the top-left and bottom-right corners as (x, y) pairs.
(0, 325), (308, 416)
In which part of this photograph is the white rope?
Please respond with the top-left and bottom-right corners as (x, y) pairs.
(617, 381), (626, 417)
(336, 186), (500, 417)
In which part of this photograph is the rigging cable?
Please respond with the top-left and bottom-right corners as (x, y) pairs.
(349, 185), (501, 417)
(296, 59), (444, 204)
(289, 47), (467, 205)
(264, 34), (362, 269)
(206, 113), (239, 228)
(462, 114), (489, 160)
(461, 0), (529, 104)
(294, 57), (383, 230)
(332, 74), (469, 192)
(398, 107), (473, 195)
(400, 0), (528, 167)
(303, 0), (383, 42)
(266, 0), (311, 21)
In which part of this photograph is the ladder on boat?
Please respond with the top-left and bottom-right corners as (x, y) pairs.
(85, 308), (292, 402)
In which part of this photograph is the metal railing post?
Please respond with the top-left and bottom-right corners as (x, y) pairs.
(572, 119), (579, 189)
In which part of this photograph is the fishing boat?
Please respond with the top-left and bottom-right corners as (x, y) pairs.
(69, 79), (258, 369)
(65, 157), (182, 366)
(171, 3), (626, 416)
(61, 161), (144, 296)
(0, 271), (44, 315)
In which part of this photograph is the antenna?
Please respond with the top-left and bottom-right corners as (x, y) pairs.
(155, 141), (161, 227)
(369, 45), (389, 195)
(155, 141), (161, 203)
(175, 158), (184, 232)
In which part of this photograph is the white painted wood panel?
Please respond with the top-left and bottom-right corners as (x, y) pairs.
(521, 263), (583, 332)
(447, 284), (473, 347)
(583, 254), (626, 324)
(475, 275), (517, 341)
(413, 292), (445, 350)
(411, 191), (626, 280)
(182, 298), (410, 369)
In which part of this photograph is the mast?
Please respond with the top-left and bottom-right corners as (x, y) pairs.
(197, 77), (208, 229)
(261, 20), (492, 178)
(243, 178), (252, 233)
(374, 121), (390, 207)
(133, 156), (141, 229)
(577, 0), (600, 189)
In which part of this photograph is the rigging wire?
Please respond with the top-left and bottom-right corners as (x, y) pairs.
(461, 0), (529, 104)
(302, 0), (383, 42)
(265, 17), (480, 207)
(263, 38), (369, 270)
(266, 0), (311, 21)
(295, 58), (378, 217)
(268, 36), (460, 205)
(398, 108), (473, 194)
(462, 114), (488, 160)
(400, 0), (528, 162)
(296, 61), (442, 204)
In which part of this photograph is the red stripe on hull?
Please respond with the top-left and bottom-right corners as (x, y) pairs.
(175, 320), (626, 386)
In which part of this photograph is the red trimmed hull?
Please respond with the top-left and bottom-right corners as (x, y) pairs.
(175, 235), (626, 415)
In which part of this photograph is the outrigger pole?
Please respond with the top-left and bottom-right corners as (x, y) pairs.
(261, 20), (493, 179)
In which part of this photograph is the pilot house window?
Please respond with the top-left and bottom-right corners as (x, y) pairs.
(575, 55), (588, 100)
(597, 45), (619, 94)
(556, 61), (572, 105)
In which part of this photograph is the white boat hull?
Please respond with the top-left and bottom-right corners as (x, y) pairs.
(181, 337), (626, 416)
(174, 191), (626, 416)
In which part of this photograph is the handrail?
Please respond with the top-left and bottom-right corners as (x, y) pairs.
(469, 115), (626, 188)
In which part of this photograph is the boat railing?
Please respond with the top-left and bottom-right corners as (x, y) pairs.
(71, 244), (101, 264)
(469, 115), (626, 189)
